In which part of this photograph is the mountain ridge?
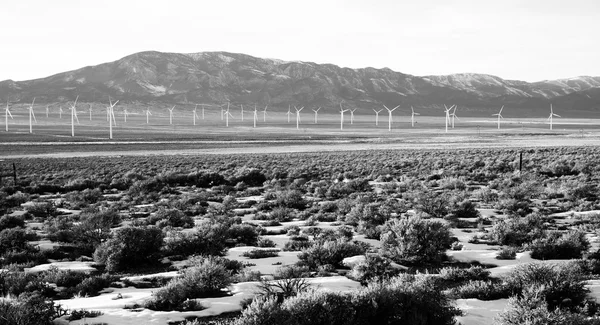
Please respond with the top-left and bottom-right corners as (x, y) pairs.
(1, 51), (599, 116)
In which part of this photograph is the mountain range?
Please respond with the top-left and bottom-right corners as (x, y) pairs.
(1, 51), (599, 116)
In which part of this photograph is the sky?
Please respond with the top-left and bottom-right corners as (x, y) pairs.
(1, 0), (599, 82)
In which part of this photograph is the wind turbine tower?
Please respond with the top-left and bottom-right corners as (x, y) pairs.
(294, 106), (303, 130)
(312, 107), (321, 124)
(70, 96), (80, 137)
(383, 105), (399, 132)
(350, 108), (357, 124)
(262, 105), (268, 122)
(240, 104), (244, 122)
(225, 106), (233, 127)
(492, 106), (504, 129)
(168, 106), (175, 125)
(410, 106), (419, 127)
(28, 98), (36, 134)
(253, 105), (258, 128)
(193, 105), (200, 125)
(89, 104), (93, 121)
(548, 104), (560, 130)
(108, 98), (118, 139)
(339, 102), (349, 130)
(4, 100), (13, 132)
(443, 105), (454, 133)
(451, 105), (459, 128)
(144, 108), (151, 124)
(373, 109), (382, 126)
(286, 105), (292, 123)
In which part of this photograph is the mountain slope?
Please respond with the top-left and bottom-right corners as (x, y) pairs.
(1, 51), (599, 116)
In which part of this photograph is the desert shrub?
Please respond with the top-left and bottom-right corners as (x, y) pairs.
(147, 208), (194, 228)
(71, 209), (121, 254)
(93, 226), (164, 272)
(273, 265), (311, 280)
(256, 278), (312, 302)
(488, 213), (546, 246)
(0, 271), (53, 297)
(242, 249), (280, 259)
(66, 309), (104, 321)
(297, 239), (368, 269)
(347, 254), (400, 285)
(268, 207), (295, 222)
(530, 230), (590, 260)
(0, 227), (28, 249)
(0, 214), (25, 231)
(163, 220), (229, 257)
(145, 256), (233, 311)
(496, 247), (518, 260)
(0, 292), (66, 325)
(227, 223), (259, 246)
(496, 286), (600, 325)
(496, 198), (532, 217)
(256, 237), (276, 248)
(412, 190), (451, 218)
(40, 266), (86, 289)
(276, 190), (306, 210)
(25, 202), (58, 220)
(504, 262), (589, 311)
(449, 279), (511, 300)
(282, 236), (312, 252)
(380, 216), (452, 265)
(449, 199), (480, 219)
(234, 274), (461, 325)
(74, 273), (119, 297)
(438, 266), (490, 283)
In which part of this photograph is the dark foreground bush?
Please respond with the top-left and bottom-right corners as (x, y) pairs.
(93, 226), (164, 272)
(234, 274), (461, 325)
(144, 256), (234, 311)
(0, 292), (67, 325)
(529, 230), (590, 260)
(242, 249), (280, 259)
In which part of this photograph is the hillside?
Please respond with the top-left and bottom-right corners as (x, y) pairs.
(1, 51), (599, 116)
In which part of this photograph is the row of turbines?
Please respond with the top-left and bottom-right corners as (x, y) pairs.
(4, 97), (564, 138)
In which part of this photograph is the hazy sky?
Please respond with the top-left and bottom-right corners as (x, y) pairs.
(1, 0), (599, 82)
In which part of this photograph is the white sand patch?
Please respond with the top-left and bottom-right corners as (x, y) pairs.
(227, 246), (301, 274)
(123, 271), (180, 282)
(26, 261), (97, 273)
(456, 298), (509, 325)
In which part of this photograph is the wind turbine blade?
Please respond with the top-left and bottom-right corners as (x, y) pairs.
(499, 105), (504, 114)
(554, 114), (561, 118)
(112, 100), (119, 107)
(32, 110), (37, 122)
(8, 110), (13, 119)
(73, 95), (79, 107)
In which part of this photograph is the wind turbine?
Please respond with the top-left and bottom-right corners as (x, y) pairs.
(443, 105), (454, 133)
(69, 96), (80, 137)
(123, 108), (130, 123)
(253, 105), (258, 128)
(240, 104), (244, 122)
(492, 106), (504, 129)
(88, 104), (93, 121)
(339, 102), (349, 130)
(201, 105), (205, 120)
(108, 98), (118, 139)
(46, 105), (49, 118)
(59, 106), (63, 119)
(167, 106), (175, 125)
(373, 108), (382, 126)
(383, 105), (399, 132)
(145, 108), (152, 124)
(410, 106), (419, 127)
(262, 105), (268, 122)
(312, 107), (321, 124)
(221, 104), (226, 120)
(28, 98), (37, 134)
(548, 104), (560, 130)
(350, 108), (357, 124)
(225, 105), (233, 127)
(451, 105), (459, 128)
(294, 106), (304, 129)
(286, 105), (292, 123)
(193, 105), (200, 125)
(4, 100), (13, 132)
